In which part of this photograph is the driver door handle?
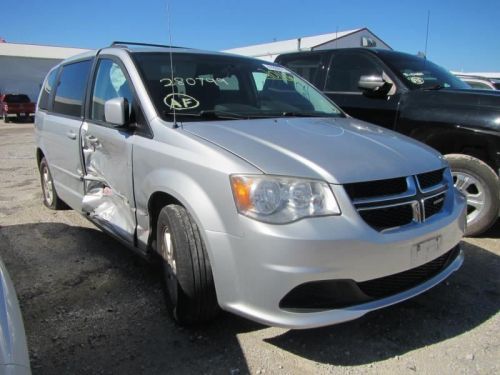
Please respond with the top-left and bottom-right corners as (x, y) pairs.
(66, 131), (77, 140)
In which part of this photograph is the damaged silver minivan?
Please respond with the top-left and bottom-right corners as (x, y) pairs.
(35, 42), (466, 329)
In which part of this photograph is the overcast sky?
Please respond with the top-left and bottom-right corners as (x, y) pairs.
(2, 0), (499, 72)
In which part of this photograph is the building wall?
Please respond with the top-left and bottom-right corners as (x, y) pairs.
(0, 56), (61, 101)
(313, 30), (391, 50)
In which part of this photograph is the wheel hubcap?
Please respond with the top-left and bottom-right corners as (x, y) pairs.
(452, 171), (485, 225)
(42, 166), (54, 205)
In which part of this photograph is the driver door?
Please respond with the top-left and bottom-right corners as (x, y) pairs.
(81, 57), (136, 243)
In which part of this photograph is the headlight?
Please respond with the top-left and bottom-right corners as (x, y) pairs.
(230, 174), (340, 223)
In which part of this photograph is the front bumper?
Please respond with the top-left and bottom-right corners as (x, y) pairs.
(206, 185), (466, 329)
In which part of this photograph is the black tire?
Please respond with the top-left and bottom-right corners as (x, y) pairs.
(39, 157), (65, 210)
(446, 154), (499, 236)
(157, 204), (219, 325)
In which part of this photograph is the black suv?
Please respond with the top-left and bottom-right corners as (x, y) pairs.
(276, 48), (500, 236)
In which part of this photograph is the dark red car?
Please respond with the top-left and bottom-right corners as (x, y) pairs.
(0, 94), (36, 123)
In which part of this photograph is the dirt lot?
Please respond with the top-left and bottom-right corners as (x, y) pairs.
(0, 120), (498, 374)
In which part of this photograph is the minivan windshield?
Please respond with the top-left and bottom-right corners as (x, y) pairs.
(383, 54), (469, 91)
(133, 52), (343, 121)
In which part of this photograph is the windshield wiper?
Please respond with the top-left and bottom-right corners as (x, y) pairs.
(163, 110), (248, 120)
(275, 111), (339, 118)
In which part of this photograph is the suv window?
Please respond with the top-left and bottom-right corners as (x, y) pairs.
(4, 94), (31, 103)
(280, 55), (323, 84)
(39, 69), (58, 110)
(382, 54), (469, 90)
(91, 59), (133, 122)
(325, 53), (382, 92)
(53, 60), (92, 117)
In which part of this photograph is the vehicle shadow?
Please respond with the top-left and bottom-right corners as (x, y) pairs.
(1, 222), (498, 373)
(480, 219), (500, 238)
(264, 240), (499, 366)
(0, 222), (261, 375)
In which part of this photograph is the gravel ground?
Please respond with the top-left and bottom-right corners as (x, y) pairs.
(0, 120), (498, 375)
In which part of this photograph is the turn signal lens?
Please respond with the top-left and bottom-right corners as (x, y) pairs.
(231, 176), (253, 211)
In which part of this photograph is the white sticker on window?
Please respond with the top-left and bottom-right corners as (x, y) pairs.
(110, 63), (126, 92)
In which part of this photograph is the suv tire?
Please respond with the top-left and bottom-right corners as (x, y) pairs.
(446, 154), (499, 236)
(39, 157), (65, 210)
(157, 204), (219, 325)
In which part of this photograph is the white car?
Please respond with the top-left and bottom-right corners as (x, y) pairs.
(0, 257), (31, 374)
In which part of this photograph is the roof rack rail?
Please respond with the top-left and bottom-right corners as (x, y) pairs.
(110, 41), (186, 49)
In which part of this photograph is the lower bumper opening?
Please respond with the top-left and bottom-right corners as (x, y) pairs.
(279, 246), (461, 311)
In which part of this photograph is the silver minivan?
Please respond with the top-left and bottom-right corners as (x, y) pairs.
(35, 42), (466, 329)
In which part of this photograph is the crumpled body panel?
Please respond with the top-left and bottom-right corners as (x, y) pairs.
(81, 122), (136, 242)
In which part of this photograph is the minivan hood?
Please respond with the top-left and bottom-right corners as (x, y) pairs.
(183, 117), (445, 184)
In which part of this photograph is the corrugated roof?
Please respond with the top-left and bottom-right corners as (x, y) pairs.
(0, 42), (89, 60)
(223, 28), (362, 57)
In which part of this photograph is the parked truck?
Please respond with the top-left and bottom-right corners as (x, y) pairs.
(1, 94), (36, 123)
(276, 48), (500, 236)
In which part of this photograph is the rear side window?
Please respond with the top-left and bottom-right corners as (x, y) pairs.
(39, 69), (58, 110)
(325, 53), (382, 92)
(53, 60), (92, 117)
(279, 55), (323, 84)
(4, 94), (31, 103)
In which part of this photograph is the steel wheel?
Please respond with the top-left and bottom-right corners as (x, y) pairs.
(453, 171), (486, 225)
(39, 157), (65, 210)
(41, 164), (54, 206)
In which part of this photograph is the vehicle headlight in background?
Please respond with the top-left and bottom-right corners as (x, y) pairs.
(230, 175), (340, 223)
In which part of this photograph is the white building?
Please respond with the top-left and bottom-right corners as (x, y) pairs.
(223, 27), (391, 62)
(0, 42), (89, 100)
(0, 28), (391, 100)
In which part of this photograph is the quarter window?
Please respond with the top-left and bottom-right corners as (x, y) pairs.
(281, 55), (323, 84)
(38, 69), (58, 110)
(53, 60), (91, 117)
(325, 53), (382, 92)
(91, 59), (133, 122)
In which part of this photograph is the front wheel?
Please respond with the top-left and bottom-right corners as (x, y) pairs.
(446, 154), (499, 236)
(157, 204), (219, 325)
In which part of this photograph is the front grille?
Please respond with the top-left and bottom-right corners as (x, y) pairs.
(424, 193), (446, 219)
(358, 246), (459, 298)
(417, 168), (445, 190)
(345, 170), (448, 232)
(358, 204), (414, 231)
(344, 177), (407, 200)
(279, 246), (460, 310)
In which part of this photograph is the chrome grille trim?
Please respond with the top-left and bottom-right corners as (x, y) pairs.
(346, 169), (449, 232)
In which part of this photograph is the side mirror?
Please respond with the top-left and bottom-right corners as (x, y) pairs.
(104, 97), (129, 126)
(358, 75), (388, 92)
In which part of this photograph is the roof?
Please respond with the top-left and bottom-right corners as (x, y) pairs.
(0, 42), (89, 59)
(223, 28), (363, 57)
(451, 71), (500, 79)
